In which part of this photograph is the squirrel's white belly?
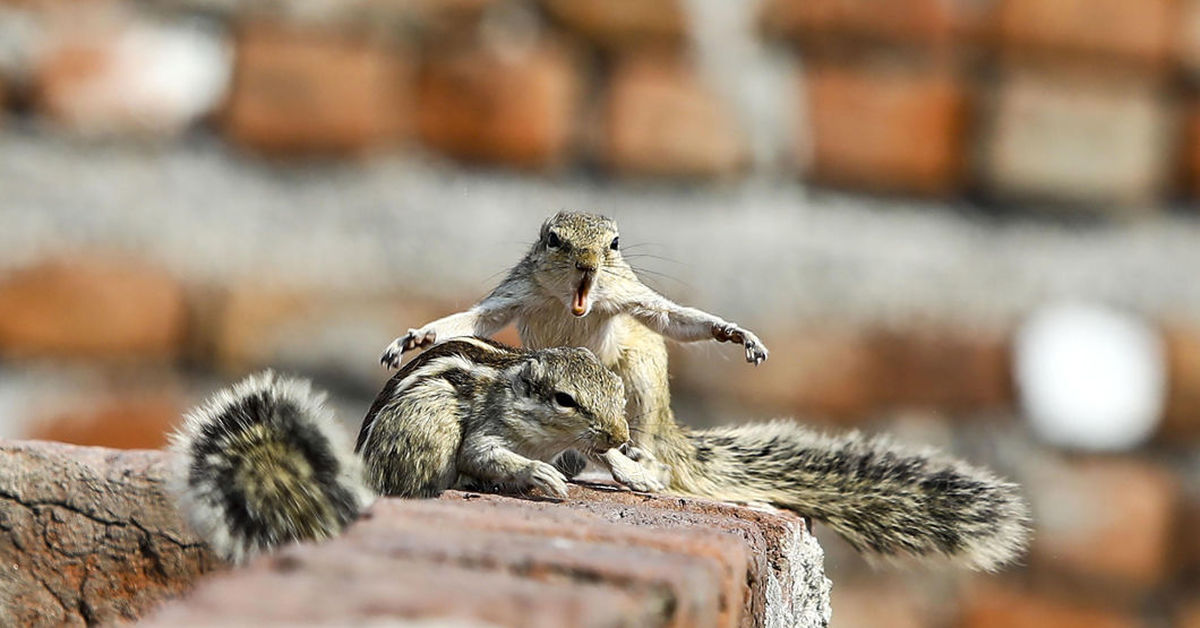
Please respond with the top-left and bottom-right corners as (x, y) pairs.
(517, 302), (624, 366)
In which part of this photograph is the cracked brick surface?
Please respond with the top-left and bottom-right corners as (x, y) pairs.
(0, 440), (222, 626)
(0, 440), (830, 627)
(144, 487), (831, 627)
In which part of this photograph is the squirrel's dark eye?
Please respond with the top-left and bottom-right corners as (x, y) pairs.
(610, 236), (619, 251)
(547, 232), (562, 249)
(553, 392), (578, 408)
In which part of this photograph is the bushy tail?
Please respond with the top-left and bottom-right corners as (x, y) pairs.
(168, 371), (375, 563)
(685, 421), (1030, 571)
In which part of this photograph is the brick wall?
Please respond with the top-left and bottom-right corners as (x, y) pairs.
(0, 439), (831, 627)
(4, 0), (1200, 207)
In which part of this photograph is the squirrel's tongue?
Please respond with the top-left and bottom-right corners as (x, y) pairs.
(571, 275), (592, 317)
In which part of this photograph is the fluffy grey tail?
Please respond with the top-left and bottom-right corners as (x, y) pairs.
(686, 421), (1030, 571)
(168, 371), (375, 563)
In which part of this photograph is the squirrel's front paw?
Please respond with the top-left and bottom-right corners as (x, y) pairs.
(523, 461), (569, 499)
(380, 328), (436, 369)
(603, 449), (667, 493)
(712, 323), (769, 365)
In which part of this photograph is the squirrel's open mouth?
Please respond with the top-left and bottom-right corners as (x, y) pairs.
(571, 272), (595, 317)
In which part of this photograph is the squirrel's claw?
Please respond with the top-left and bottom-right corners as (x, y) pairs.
(714, 322), (769, 365)
(744, 335), (769, 365)
(380, 329), (436, 369)
(526, 461), (569, 499)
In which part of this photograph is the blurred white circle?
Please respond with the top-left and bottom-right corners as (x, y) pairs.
(1015, 302), (1165, 451)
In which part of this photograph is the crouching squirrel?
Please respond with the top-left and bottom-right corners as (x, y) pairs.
(379, 211), (1030, 570)
(169, 337), (642, 563)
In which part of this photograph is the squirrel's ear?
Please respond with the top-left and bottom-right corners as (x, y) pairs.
(514, 358), (544, 396)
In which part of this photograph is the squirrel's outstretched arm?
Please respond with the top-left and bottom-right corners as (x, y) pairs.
(381, 292), (522, 368)
(620, 283), (768, 364)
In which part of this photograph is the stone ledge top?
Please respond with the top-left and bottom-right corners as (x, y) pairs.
(0, 439), (831, 628)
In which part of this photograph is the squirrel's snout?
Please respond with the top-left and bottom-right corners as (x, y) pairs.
(598, 432), (628, 451)
(575, 260), (598, 273)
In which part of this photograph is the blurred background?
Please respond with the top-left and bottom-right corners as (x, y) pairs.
(1, 0), (1199, 626)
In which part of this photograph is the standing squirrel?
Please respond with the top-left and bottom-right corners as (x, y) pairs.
(380, 211), (1030, 570)
(170, 337), (641, 563)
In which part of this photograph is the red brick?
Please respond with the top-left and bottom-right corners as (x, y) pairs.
(982, 69), (1170, 207)
(671, 327), (875, 421)
(829, 582), (927, 628)
(866, 328), (1012, 411)
(1028, 457), (1177, 592)
(7, 439), (829, 626)
(998, 0), (1175, 66)
(673, 325), (1010, 423)
(602, 53), (748, 178)
(762, 0), (959, 46)
(32, 19), (229, 136)
(1178, 496), (1200, 577)
(1161, 326), (1200, 441)
(960, 582), (1139, 628)
(1184, 108), (1200, 199)
(145, 552), (662, 627)
(224, 22), (408, 156)
(439, 487), (826, 625)
(803, 62), (966, 196)
(0, 440), (220, 626)
(27, 393), (181, 450)
(1179, 600), (1200, 628)
(146, 488), (829, 626)
(540, 0), (686, 47)
(1179, 0), (1200, 75)
(214, 285), (452, 387)
(418, 39), (580, 169)
(0, 258), (186, 361)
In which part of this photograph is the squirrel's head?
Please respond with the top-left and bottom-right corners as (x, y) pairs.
(531, 211), (624, 318)
(508, 346), (629, 454)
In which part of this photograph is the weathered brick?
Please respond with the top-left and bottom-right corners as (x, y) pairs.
(1028, 457), (1177, 592)
(145, 487), (830, 627)
(1179, 0), (1200, 76)
(418, 38), (579, 169)
(435, 487), (830, 626)
(33, 18), (230, 136)
(981, 69), (1170, 207)
(672, 327), (876, 421)
(4, 437), (830, 626)
(1179, 600), (1200, 628)
(145, 552), (660, 627)
(998, 0), (1175, 66)
(829, 582), (927, 628)
(803, 62), (966, 196)
(213, 285), (452, 388)
(602, 52), (748, 178)
(762, 0), (958, 46)
(672, 325), (1010, 423)
(0, 440), (221, 626)
(224, 22), (408, 155)
(540, 0), (686, 48)
(1184, 106), (1200, 199)
(0, 258), (187, 361)
(1161, 326), (1200, 441)
(960, 581), (1139, 628)
(866, 328), (1011, 411)
(26, 392), (181, 450)
(1178, 494), (1200, 578)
